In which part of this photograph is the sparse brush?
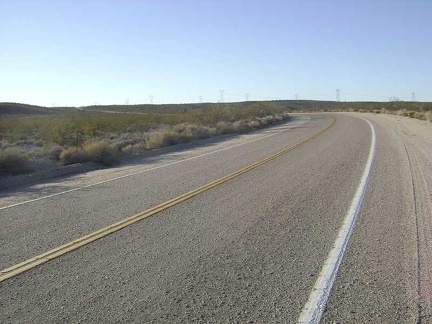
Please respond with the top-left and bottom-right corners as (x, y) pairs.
(45, 145), (64, 161)
(215, 121), (234, 135)
(0, 147), (32, 175)
(396, 109), (408, 117)
(426, 111), (432, 122)
(59, 147), (89, 165)
(414, 112), (426, 120)
(247, 120), (261, 129)
(232, 120), (248, 132)
(174, 123), (214, 140)
(261, 115), (276, 125)
(145, 129), (182, 149)
(122, 142), (147, 154)
(83, 140), (120, 166)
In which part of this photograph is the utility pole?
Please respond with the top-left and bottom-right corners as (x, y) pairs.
(336, 89), (340, 102)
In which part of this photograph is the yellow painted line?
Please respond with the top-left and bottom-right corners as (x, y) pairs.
(0, 117), (336, 283)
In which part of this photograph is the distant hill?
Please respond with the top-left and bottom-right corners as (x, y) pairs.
(0, 103), (69, 115)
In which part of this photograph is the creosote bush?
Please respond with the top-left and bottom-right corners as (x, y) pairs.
(0, 147), (32, 175)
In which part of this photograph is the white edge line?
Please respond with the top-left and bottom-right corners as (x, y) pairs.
(1, 116), (311, 211)
(297, 117), (376, 324)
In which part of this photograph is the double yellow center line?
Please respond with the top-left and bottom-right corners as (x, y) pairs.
(0, 117), (335, 282)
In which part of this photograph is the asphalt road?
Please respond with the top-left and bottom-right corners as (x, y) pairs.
(0, 113), (431, 323)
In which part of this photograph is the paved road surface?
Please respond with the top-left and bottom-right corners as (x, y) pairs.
(0, 113), (431, 323)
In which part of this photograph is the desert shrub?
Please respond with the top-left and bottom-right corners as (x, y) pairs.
(215, 121), (234, 135)
(59, 147), (89, 165)
(122, 142), (147, 154)
(396, 109), (408, 117)
(145, 130), (182, 149)
(45, 145), (64, 161)
(426, 111), (432, 122)
(414, 112), (426, 120)
(173, 123), (215, 141)
(34, 140), (44, 147)
(408, 111), (416, 118)
(232, 120), (248, 132)
(261, 115), (276, 125)
(247, 120), (261, 129)
(83, 140), (120, 166)
(0, 147), (32, 175)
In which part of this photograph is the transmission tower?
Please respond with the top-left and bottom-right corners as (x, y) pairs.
(219, 89), (224, 103)
(336, 89), (340, 102)
(199, 96), (203, 103)
(125, 98), (129, 105)
(412, 92), (416, 102)
(245, 93), (249, 101)
(295, 93), (298, 100)
(149, 95), (154, 104)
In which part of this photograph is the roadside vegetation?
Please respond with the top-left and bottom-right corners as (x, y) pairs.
(1, 99), (431, 177)
(0, 102), (288, 176)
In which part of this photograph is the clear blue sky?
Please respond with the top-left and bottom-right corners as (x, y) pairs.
(1, 0), (431, 106)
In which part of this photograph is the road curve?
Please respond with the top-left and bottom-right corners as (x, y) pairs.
(0, 113), (430, 323)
